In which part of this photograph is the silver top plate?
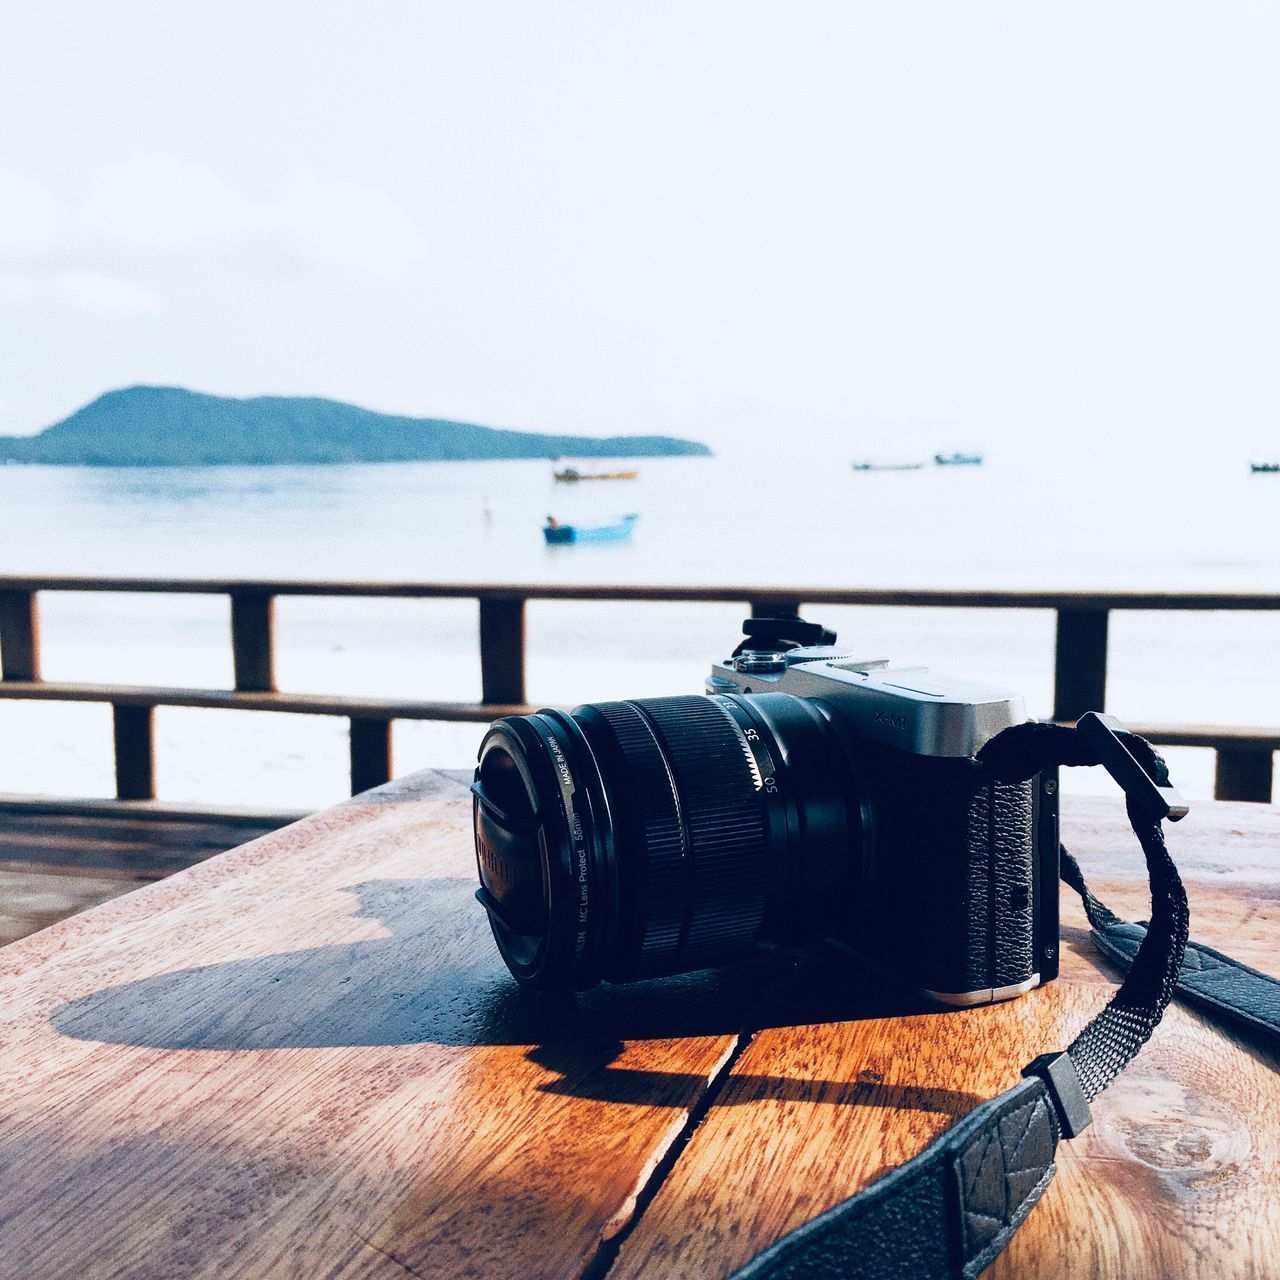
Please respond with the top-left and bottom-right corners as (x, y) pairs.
(707, 647), (1027, 757)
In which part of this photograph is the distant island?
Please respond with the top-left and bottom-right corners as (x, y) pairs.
(0, 386), (713, 466)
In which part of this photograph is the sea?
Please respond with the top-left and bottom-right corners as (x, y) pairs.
(1, 451), (1277, 808)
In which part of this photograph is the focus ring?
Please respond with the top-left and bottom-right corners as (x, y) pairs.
(634, 696), (771, 967)
(592, 701), (688, 970)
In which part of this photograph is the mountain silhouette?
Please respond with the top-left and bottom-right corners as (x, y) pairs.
(0, 385), (712, 466)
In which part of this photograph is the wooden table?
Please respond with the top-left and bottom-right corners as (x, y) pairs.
(0, 803), (294, 946)
(0, 772), (1276, 1279)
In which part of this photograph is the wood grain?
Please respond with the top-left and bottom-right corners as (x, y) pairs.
(0, 809), (287, 945)
(0, 771), (784, 1280)
(0, 781), (1276, 1279)
(609, 800), (1280, 1280)
(0, 679), (534, 721)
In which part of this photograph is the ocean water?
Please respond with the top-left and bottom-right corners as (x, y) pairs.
(0, 452), (1277, 807)
(5, 450), (1278, 588)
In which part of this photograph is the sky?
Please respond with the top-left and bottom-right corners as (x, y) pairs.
(1, 2), (1278, 460)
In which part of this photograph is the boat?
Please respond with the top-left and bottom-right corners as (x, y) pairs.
(1250, 462), (1279, 473)
(543, 513), (639, 544)
(850, 460), (926, 472)
(934, 451), (984, 467)
(554, 467), (640, 482)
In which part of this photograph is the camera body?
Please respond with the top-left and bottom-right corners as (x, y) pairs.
(705, 644), (1059, 1004)
(472, 616), (1059, 1005)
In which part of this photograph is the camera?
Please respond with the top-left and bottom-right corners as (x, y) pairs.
(471, 614), (1059, 1005)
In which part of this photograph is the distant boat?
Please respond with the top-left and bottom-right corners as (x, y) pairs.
(544, 514), (639, 544)
(1250, 462), (1279, 474)
(554, 467), (640, 482)
(935, 451), (984, 467)
(851, 460), (926, 472)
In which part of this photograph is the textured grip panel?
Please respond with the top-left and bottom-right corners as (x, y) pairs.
(988, 779), (1035, 988)
(856, 747), (1038, 996)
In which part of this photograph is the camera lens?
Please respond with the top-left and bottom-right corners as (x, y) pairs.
(472, 693), (862, 989)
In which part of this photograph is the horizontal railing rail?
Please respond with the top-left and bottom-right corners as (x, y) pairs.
(1, 575), (1276, 804)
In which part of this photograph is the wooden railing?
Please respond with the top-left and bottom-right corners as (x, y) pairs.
(1, 575), (1277, 804)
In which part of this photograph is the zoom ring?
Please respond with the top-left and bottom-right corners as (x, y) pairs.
(593, 701), (688, 969)
(633, 696), (771, 968)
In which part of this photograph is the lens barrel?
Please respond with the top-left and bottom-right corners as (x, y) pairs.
(472, 692), (859, 989)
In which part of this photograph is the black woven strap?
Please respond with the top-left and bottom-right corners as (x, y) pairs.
(1061, 846), (1280, 1052)
(978, 718), (1191, 1101)
(727, 716), (1192, 1280)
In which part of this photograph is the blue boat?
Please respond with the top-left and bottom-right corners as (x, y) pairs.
(543, 513), (639, 544)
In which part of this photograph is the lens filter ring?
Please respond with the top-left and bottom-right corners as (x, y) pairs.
(472, 712), (612, 989)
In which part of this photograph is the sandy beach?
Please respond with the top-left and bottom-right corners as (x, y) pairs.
(3, 453), (1276, 809)
(3, 589), (1271, 809)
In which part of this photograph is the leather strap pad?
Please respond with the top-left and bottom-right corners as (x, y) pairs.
(729, 1078), (1059, 1280)
(1091, 920), (1280, 1050)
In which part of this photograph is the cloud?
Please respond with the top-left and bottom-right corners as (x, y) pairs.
(0, 170), (65, 258)
(276, 173), (426, 282)
(51, 270), (164, 315)
(0, 154), (425, 312)
(0, 272), (37, 308)
(80, 154), (261, 256)
(0, 267), (163, 315)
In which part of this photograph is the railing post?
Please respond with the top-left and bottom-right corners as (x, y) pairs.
(0, 589), (40, 681)
(479, 597), (526, 705)
(1054, 608), (1109, 720)
(231, 591), (276, 692)
(350, 717), (393, 794)
(1214, 749), (1273, 803)
(113, 704), (155, 800)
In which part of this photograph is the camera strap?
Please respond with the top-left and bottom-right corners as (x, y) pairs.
(1058, 847), (1280, 1050)
(727, 712), (1278, 1280)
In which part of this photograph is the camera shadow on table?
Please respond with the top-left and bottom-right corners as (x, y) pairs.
(51, 875), (980, 1114)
